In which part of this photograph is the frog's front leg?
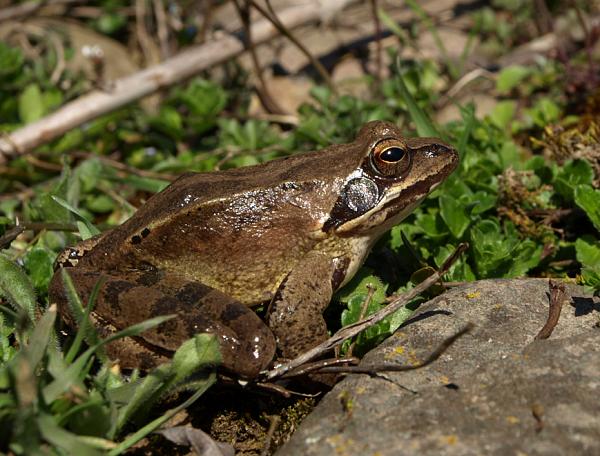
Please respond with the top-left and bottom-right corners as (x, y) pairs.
(267, 251), (340, 360)
(49, 269), (276, 378)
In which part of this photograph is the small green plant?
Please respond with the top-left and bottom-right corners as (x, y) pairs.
(0, 255), (220, 454)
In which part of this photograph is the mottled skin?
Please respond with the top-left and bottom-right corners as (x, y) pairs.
(49, 121), (458, 378)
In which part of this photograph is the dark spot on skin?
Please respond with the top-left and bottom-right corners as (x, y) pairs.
(152, 296), (179, 316)
(175, 282), (212, 305)
(131, 235), (142, 245)
(331, 257), (350, 290)
(104, 280), (136, 311)
(138, 351), (159, 370)
(136, 269), (164, 287)
(141, 228), (151, 238)
(220, 303), (247, 323)
(155, 317), (178, 336)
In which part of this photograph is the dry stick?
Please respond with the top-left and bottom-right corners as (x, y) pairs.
(253, 0), (336, 94)
(135, 0), (159, 66)
(572, 0), (597, 84)
(535, 279), (567, 340)
(48, 32), (66, 84)
(0, 0), (79, 22)
(316, 322), (474, 375)
(369, 0), (383, 87)
(264, 243), (469, 380)
(261, 415), (281, 456)
(233, 0), (287, 115)
(0, 222), (79, 249)
(282, 357), (359, 379)
(0, 0), (350, 164)
(152, 0), (170, 59)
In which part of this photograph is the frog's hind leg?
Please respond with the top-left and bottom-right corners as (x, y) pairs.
(50, 268), (275, 378)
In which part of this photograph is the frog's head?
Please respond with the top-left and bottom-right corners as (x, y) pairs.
(323, 120), (458, 235)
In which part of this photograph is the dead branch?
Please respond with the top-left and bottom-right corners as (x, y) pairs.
(0, 0), (356, 164)
(315, 323), (474, 375)
(264, 243), (469, 380)
(535, 279), (567, 340)
(0, 0), (80, 23)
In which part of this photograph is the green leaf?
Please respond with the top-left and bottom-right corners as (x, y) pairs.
(435, 245), (476, 282)
(0, 42), (24, 78)
(575, 237), (600, 269)
(575, 237), (600, 292)
(18, 83), (46, 124)
(0, 254), (36, 322)
(508, 240), (542, 277)
(149, 106), (183, 139)
(496, 65), (530, 93)
(470, 219), (540, 278)
(43, 315), (175, 404)
(108, 372), (215, 455)
(114, 334), (219, 437)
(527, 97), (561, 127)
(574, 185), (600, 232)
(413, 212), (449, 239)
(24, 306), (56, 370)
(488, 100), (516, 130)
(24, 248), (54, 294)
(171, 334), (221, 385)
(340, 293), (390, 356)
(172, 79), (227, 134)
(439, 194), (470, 239)
(95, 12), (127, 34)
(337, 269), (387, 304)
(554, 160), (594, 202)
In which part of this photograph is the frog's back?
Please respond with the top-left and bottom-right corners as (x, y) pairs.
(80, 145), (359, 304)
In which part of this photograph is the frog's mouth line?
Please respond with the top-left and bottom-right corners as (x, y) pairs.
(378, 170), (447, 219)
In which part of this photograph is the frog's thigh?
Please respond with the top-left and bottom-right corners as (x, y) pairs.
(268, 251), (335, 359)
(53, 269), (275, 378)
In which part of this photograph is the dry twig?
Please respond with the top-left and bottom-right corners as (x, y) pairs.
(152, 0), (171, 59)
(369, 0), (383, 87)
(233, 0), (287, 115)
(316, 323), (473, 376)
(0, 1), (353, 164)
(0, 0), (80, 23)
(252, 0), (336, 94)
(535, 279), (568, 340)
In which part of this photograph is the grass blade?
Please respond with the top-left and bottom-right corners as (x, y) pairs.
(108, 373), (215, 456)
(0, 254), (36, 322)
(43, 315), (175, 404)
(51, 196), (101, 238)
(393, 63), (440, 138)
(64, 271), (104, 364)
(38, 413), (104, 456)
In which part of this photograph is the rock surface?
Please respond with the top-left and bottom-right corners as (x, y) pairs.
(277, 279), (600, 456)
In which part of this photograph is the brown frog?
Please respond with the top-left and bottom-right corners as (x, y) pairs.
(49, 121), (458, 378)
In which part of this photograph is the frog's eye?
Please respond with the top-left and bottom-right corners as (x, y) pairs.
(370, 139), (411, 177)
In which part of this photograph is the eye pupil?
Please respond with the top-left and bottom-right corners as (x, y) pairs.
(380, 147), (405, 162)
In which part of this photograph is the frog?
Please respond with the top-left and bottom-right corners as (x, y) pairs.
(49, 120), (458, 379)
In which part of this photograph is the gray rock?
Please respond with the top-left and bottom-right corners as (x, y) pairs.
(277, 279), (600, 456)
